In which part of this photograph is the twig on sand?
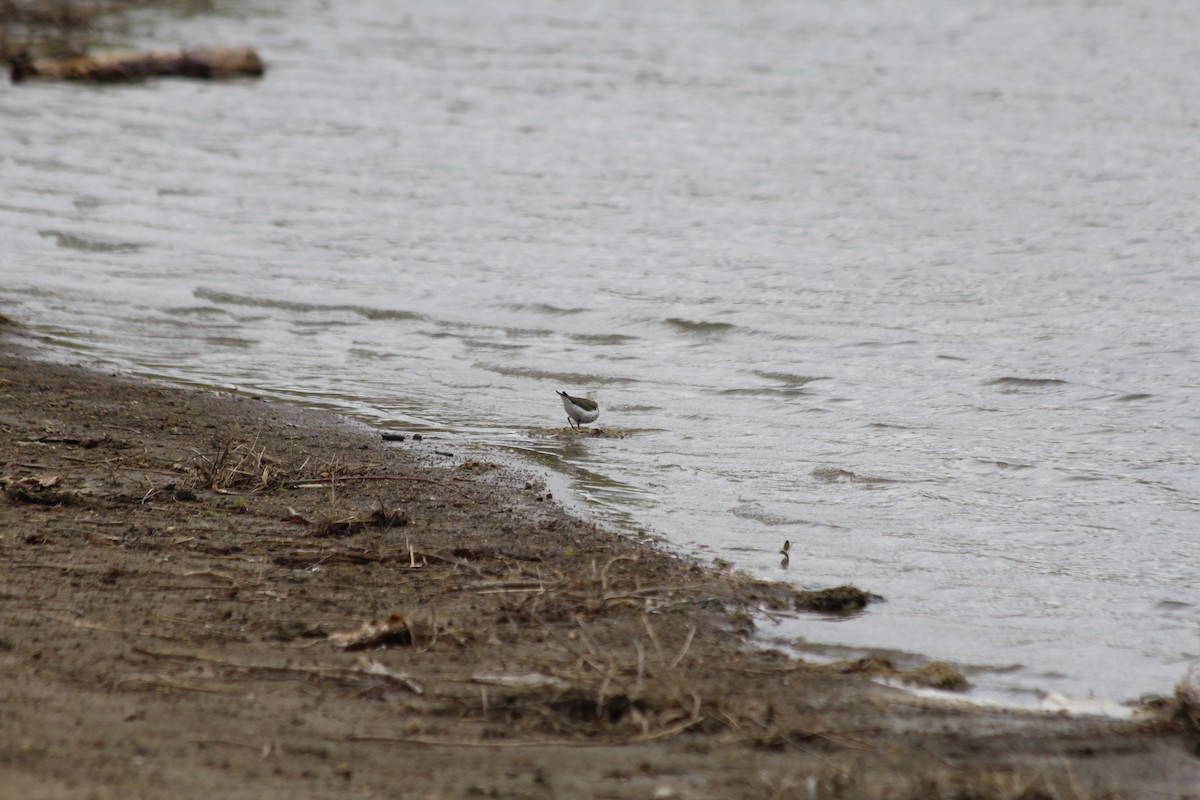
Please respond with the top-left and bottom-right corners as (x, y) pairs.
(667, 624), (697, 670)
(284, 474), (484, 504)
(118, 676), (223, 693)
(131, 647), (424, 694)
(344, 734), (602, 748)
(40, 611), (192, 641)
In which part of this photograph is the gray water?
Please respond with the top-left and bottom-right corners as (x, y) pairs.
(3, 0), (1199, 705)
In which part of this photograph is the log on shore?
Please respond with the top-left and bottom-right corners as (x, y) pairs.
(10, 46), (265, 82)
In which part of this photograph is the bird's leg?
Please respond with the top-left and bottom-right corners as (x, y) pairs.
(566, 416), (577, 429)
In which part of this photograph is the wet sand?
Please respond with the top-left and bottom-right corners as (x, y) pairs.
(1, 337), (1198, 798)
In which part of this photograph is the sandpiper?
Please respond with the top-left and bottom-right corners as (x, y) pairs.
(557, 390), (599, 429)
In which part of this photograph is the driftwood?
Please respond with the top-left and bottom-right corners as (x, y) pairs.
(10, 46), (264, 83)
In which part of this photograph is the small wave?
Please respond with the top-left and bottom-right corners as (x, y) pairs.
(164, 305), (234, 319)
(811, 466), (899, 485)
(462, 338), (529, 352)
(501, 325), (557, 338)
(347, 347), (394, 361)
(360, 307), (428, 322)
(39, 229), (144, 253)
(751, 371), (827, 386)
(505, 302), (587, 316)
(476, 362), (633, 385)
(664, 317), (737, 335)
(985, 376), (1069, 388)
(1154, 600), (1193, 612)
(715, 387), (811, 398)
(204, 336), (254, 349)
(1115, 393), (1154, 402)
(194, 288), (424, 321)
(526, 426), (631, 440)
(849, 339), (919, 348)
(730, 503), (824, 527)
(571, 332), (640, 345)
(714, 371), (827, 397)
(972, 458), (1034, 470)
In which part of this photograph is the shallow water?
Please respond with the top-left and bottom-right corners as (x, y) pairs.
(3, 0), (1199, 704)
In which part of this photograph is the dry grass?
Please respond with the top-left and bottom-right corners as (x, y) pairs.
(189, 436), (307, 494)
(1176, 665), (1200, 744)
(312, 502), (407, 537)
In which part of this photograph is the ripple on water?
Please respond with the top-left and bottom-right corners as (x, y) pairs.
(571, 332), (641, 345)
(984, 376), (1071, 390)
(504, 302), (588, 316)
(204, 336), (254, 349)
(164, 305), (237, 319)
(39, 230), (145, 253)
(193, 289), (426, 322)
(811, 466), (903, 485)
(714, 386), (814, 398)
(750, 371), (829, 386)
(475, 362), (633, 386)
(969, 459), (1036, 471)
(730, 503), (837, 528)
(664, 317), (738, 335)
(462, 339), (530, 351)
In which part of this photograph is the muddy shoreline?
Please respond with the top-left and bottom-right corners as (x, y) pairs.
(1, 336), (1198, 798)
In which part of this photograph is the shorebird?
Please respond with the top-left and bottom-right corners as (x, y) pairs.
(557, 390), (599, 429)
